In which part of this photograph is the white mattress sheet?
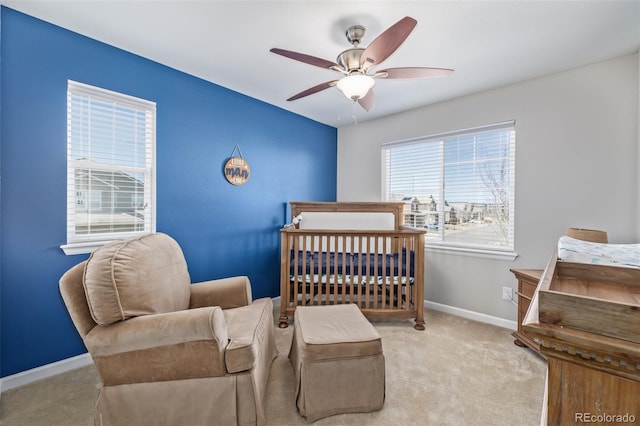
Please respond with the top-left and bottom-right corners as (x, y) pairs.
(298, 212), (395, 230)
(557, 235), (640, 269)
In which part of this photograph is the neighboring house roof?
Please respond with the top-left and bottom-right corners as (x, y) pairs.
(75, 169), (143, 192)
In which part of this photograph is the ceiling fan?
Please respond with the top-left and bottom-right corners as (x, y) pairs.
(270, 16), (454, 112)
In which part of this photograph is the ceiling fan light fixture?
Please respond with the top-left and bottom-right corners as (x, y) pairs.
(336, 74), (375, 101)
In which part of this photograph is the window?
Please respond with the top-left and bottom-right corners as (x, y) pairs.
(382, 121), (516, 258)
(61, 81), (156, 255)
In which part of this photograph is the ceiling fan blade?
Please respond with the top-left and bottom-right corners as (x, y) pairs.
(270, 48), (341, 71)
(360, 16), (417, 69)
(287, 80), (338, 101)
(376, 67), (454, 79)
(358, 89), (375, 112)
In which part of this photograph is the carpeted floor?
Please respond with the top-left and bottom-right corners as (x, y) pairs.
(0, 309), (546, 426)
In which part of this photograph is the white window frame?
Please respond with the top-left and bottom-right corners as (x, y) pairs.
(381, 121), (517, 260)
(61, 81), (156, 255)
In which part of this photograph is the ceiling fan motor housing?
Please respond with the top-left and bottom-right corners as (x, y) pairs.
(338, 25), (367, 73)
(337, 48), (365, 73)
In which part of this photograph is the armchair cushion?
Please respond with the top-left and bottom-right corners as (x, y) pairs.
(83, 233), (191, 326)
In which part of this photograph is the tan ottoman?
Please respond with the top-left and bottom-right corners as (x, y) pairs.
(289, 304), (385, 422)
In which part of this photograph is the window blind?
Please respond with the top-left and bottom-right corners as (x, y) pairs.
(66, 81), (156, 246)
(382, 121), (515, 251)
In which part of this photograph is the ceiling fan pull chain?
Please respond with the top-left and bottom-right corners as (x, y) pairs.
(352, 101), (358, 125)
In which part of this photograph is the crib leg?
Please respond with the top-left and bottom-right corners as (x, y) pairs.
(414, 317), (425, 331)
(279, 314), (290, 328)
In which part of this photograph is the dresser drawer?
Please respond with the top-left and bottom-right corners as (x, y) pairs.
(520, 279), (538, 298)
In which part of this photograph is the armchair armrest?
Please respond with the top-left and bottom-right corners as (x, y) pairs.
(189, 275), (253, 309)
(84, 307), (229, 385)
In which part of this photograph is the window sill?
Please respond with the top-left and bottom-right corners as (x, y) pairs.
(60, 240), (114, 255)
(426, 244), (518, 261)
(61, 231), (154, 255)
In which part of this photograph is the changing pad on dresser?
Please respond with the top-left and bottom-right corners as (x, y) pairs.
(557, 235), (640, 268)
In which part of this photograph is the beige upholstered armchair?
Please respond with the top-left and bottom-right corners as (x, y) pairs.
(59, 233), (277, 426)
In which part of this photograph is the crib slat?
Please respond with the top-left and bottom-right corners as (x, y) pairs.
(354, 235), (360, 307)
(302, 234), (308, 306)
(292, 234), (298, 308)
(333, 235), (340, 305)
(360, 236), (366, 309)
(382, 235), (388, 309)
(373, 236), (379, 309)
(398, 236), (404, 310)
(319, 235), (324, 304)
(404, 235), (411, 310)
(329, 235), (334, 304)
(340, 235), (353, 303)
(322, 235), (328, 304)
(355, 235), (361, 308)
(319, 236), (323, 304)
(390, 237), (397, 309)
(348, 234), (354, 305)
(364, 235), (370, 309)
(315, 235), (320, 304)
(367, 236), (373, 309)
(396, 236), (401, 310)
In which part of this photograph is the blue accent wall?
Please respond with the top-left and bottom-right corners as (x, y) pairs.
(0, 7), (336, 377)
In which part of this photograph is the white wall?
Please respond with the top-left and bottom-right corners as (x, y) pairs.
(337, 53), (639, 322)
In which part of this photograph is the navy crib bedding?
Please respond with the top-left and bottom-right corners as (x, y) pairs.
(289, 248), (414, 278)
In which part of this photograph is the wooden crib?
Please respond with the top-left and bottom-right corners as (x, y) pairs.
(279, 201), (426, 330)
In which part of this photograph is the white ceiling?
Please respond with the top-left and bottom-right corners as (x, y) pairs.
(3, 1), (640, 128)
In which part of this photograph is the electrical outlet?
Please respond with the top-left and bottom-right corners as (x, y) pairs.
(501, 286), (513, 300)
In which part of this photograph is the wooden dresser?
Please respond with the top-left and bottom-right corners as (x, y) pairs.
(509, 268), (543, 356)
(523, 250), (640, 425)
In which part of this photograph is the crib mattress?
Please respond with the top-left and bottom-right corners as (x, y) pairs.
(289, 249), (414, 277)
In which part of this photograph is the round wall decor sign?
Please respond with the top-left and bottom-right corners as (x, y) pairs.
(224, 156), (250, 185)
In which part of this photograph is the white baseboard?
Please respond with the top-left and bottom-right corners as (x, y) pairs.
(0, 298), (514, 393)
(0, 352), (93, 393)
(424, 300), (517, 330)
